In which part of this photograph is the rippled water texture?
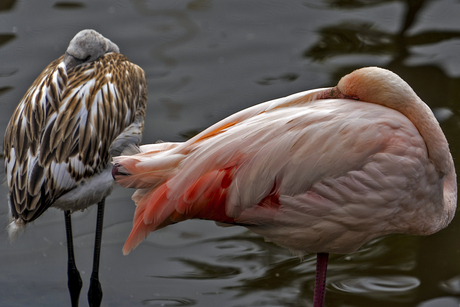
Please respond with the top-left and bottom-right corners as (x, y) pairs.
(1, 0), (460, 306)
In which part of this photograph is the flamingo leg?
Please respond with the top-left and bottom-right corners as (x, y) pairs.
(65, 210), (83, 307)
(313, 252), (329, 307)
(88, 198), (105, 307)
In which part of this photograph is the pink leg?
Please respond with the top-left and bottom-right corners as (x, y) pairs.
(313, 253), (329, 307)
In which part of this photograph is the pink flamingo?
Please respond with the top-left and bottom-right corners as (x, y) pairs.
(112, 67), (456, 306)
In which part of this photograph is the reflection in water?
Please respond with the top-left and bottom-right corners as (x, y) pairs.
(303, 0), (398, 9)
(306, 0), (460, 112)
(305, 21), (396, 61)
(142, 297), (196, 306)
(217, 235), (420, 305)
(0, 86), (13, 97)
(0, 0), (15, 12)
(305, 0), (460, 64)
(1, 0), (460, 306)
(162, 258), (241, 280)
(161, 98), (185, 119)
(332, 276), (420, 294)
(0, 34), (16, 47)
(440, 275), (460, 295)
(0, 67), (18, 78)
(186, 0), (212, 11)
(256, 72), (300, 86)
(418, 297), (460, 307)
(132, 0), (199, 67)
(52, 2), (86, 9)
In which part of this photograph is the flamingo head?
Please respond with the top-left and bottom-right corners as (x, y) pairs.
(334, 66), (420, 111)
(64, 29), (120, 69)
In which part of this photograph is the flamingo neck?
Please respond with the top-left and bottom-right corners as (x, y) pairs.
(319, 66), (457, 229)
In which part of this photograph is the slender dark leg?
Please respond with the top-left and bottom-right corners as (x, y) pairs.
(313, 253), (329, 307)
(65, 210), (82, 307)
(88, 198), (105, 307)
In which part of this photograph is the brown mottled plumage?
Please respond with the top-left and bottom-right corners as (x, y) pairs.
(5, 46), (146, 226)
(4, 29), (147, 306)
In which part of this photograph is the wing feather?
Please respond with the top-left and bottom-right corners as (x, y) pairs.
(136, 99), (417, 222)
(4, 53), (147, 223)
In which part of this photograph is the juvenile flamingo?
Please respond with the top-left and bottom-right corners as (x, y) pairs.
(4, 29), (147, 307)
(112, 67), (456, 306)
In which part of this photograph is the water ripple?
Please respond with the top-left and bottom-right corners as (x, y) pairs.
(142, 297), (196, 306)
(157, 258), (240, 280)
(331, 275), (420, 294)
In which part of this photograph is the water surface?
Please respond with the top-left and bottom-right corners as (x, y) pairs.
(1, 0), (460, 306)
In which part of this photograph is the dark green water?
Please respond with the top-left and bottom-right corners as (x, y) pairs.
(1, 0), (460, 306)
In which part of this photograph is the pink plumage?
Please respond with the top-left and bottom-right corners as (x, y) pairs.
(113, 67), (457, 306)
(114, 66), (456, 257)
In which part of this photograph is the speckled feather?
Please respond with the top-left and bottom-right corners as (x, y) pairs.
(113, 67), (456, 256)
(4, 40), (147, 228)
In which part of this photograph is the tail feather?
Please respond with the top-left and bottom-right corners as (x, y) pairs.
(114, 171), (165, 189)
(132, 188), (149, 206)
(119, 156), (240, 254)
(123, 183), (178, 255)
(142, 184), (175, 225)
(123, 212), (155, 255)
(113, 143), (184, 189)
(7, 219), (26, 242)
(123, 186), (166, 255)
(132, 185), (167, 226)
(183, 170), (219, 204)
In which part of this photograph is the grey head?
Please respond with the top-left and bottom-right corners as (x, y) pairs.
(64, 29), (120, 69)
